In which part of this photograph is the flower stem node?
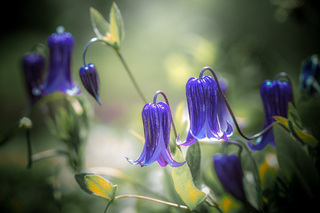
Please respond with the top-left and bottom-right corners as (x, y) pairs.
(79, 63), (101, 105)
(125, 92), (186, 167)
(19, 117), (33, 129)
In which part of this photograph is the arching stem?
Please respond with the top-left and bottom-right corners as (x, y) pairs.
(104, 195), (190, 213)
(82, 37), (147, 104)
(199, 66), (277, 141)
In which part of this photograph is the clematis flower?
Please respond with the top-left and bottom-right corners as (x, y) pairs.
(248, 79), (293, 150)
(299, 54), (320, 96)
(214, 154), (246, 203)
(125, 97), (186, 167)
(217, 79), (234, 130)
(22, 52), (45, 106)
(79, 63), (101, 105)
(42, 27), (81, 96)
(177, 75), (233, 146)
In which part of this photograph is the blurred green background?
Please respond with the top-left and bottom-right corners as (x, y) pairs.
(0, 0), (320, 212)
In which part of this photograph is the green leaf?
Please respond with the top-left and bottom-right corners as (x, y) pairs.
(75, 173), (118, 200)
(173, 101), (188, 140)
(171, 148), (206, 211)
(273, 116), (318, 148)
(287, 102), (303, 130)
(186, 140), (202, 189)
(90, 7), (110, 40)
(273, 124), (319, 197)
(243, 172), (262, 211)
(288, 120), (318, 148)
(109, 2), (125, 51)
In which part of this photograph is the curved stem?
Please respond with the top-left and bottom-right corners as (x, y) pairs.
(104, 201), (112, 213)
(82, 37), (105, 66)
(111, 195), (189, 211)
(153, 90), (180, 150)
(224, 140), (243, 162)
(199, 66), (277, 141)
(116, 52), (147, 104)
(274, 72), (295, 107)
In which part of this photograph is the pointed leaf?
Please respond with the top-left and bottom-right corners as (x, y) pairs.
(273, 116), (289, 129)
(109, 2), (125, 50)
(90, 7), (110, 41)
(171, 148), (206, 211)
(274, 124), (319, 198)
(84, 175), (118, 200)
(288, 120), (318, 148)
(243, 172), (261, 211)
(75, 173), (118, 200)
(288, 102), (303, 130)
(186, 140), (202, 189)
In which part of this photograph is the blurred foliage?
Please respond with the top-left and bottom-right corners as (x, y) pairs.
(1, 0), (320, 212)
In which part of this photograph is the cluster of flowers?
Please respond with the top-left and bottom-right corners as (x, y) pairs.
(22, 26), (319, 204)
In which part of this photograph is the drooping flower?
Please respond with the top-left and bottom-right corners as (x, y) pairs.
(177, 75), (233, 146)
(42, 26), (81, 96)
(125, 97), (186, 167)
(22, 52), (45, 106)
(248, 79), (293, 150)
(79, 63), (101, 105)
(213, 154), (246, 203)
(300, 54), (320, 96)
(217, 79), (235, 130)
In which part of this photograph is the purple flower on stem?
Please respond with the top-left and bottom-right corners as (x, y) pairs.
(214, 154), (246, 203)
(42, 26), (81, 96)
(125, 91), (186, 167)
(79, 63), (101, 105)
(248, 79), (293, 150)
(22, 53), (45, 106)
(177, 74), (233, 146)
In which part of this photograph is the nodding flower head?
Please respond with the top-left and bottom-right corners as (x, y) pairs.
(42, 26), (81, 96)
(213, 154), (246, 203)
(300, 54), (320, 96)
(248, 79), (293, 151)
(22, 52), (45, 106)
(79, 63), (101, 105)
(125, 91), (186, 167)
(177, 71), (233, 146)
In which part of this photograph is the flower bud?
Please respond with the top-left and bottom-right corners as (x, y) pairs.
(79, 63), (101, 105)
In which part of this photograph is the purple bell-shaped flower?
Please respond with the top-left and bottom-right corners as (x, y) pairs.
(42, 27), (81, 96)
(22, 53), (45, 106)
(79, 63), (101, 105)
(125, 91), (186, 167)
(177, 72), (233, 146)
(214, 154), (246, 203)
(248, 79), (293, 150)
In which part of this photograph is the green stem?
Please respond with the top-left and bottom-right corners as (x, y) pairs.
(26, 129), (32, 169)
(116, 52), (148, 104)
(223, 140), (243, 162)
(104, 194), (189, 213)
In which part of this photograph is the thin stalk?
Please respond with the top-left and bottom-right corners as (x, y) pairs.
(82, 37), (147, 103)
(117, 52), (147, 104)
(153, 90), (181, 150)
(26, 129), (32, 169)
(104, 195), (190, 213)
(199, 66), (277, 141)
(224, 140), (243, 162)
(274, 72), (295, 107)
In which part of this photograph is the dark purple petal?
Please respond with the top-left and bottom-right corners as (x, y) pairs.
(186, 77), (206, 139)
(22, 53), (45, 106)
(217, 79), (234, 134)
(42, 31), (81, 96)
(248, 128), (274, 151)
(214, 154), (246, 203)
(79, 63), (100, 105)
